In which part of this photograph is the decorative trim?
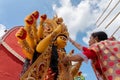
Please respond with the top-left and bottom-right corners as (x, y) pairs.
(1, 41), (25, 63)
(1, 26), (25, 63)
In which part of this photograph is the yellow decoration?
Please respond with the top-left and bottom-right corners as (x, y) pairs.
(15, 11), (82, 80)
(15, 27), (34, 60)
(56, 35), (68, 49)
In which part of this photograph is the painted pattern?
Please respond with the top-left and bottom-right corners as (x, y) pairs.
(90, 40), (120, 80)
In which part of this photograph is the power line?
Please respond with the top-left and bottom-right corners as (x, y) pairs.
(111, 26), (120, 36)
(97, 0), (120, 28)
(105, 12), (120, 29)
(95, 0), (113, 25)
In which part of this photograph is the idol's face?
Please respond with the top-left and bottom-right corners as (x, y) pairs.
(56, 35), (68, 48)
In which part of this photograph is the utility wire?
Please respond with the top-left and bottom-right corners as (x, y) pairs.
(105, 12), (120, 29)
(97, 0), (120, 28)
(111, 26), (120, 36)
(95, 0), (113, 25)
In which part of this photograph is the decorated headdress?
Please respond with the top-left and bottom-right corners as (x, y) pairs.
(42, 15), (69, 39)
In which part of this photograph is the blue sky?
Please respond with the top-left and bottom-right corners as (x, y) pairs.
(0, 0), (120, 80)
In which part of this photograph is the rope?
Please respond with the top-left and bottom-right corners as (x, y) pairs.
(105, 12), (120, 29)
(96, 0), (113, 25)
(111, 26), (120, 36)
(97, 0), (120, 28)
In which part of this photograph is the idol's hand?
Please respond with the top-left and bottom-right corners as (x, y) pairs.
(61, 23), (68, 33)
(40, 14), (47, 22)
(44, 68), (55, 80)
(63, 49), (74, 63)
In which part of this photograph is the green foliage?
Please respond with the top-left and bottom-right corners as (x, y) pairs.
(74, 75), (85, 80)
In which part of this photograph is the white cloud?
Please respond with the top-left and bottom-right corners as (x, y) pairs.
(53, 0), (97, 40)
(0, 24), (6, 38)
(53, 0), (120, 44)
(82, 31), (92, 45)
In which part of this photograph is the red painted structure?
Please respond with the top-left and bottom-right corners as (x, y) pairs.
(0, 26), (25, 80)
